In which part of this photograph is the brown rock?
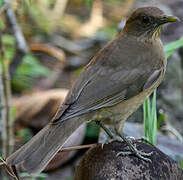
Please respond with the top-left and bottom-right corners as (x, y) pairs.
(75, 141), (183, 180)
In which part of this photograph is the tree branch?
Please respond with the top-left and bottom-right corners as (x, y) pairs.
(4, 0), (29, 53)
(4, 0), (30, 76)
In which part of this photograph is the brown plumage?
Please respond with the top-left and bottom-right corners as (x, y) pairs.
(6, 6), (179, 176)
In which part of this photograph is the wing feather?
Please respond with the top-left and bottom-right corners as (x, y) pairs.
(52, 35), (164, 123)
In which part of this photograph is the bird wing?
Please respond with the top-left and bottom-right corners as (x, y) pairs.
(52, 36), (164, 123)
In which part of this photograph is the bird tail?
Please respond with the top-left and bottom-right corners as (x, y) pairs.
(6, 117), (84, 176)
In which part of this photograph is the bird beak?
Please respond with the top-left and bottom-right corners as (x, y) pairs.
(159, 16), (180, 24)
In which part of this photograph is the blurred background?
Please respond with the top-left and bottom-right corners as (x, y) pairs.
(0, 0), (183, 179)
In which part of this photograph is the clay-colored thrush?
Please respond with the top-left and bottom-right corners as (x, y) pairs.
(6, 7), (179, 176)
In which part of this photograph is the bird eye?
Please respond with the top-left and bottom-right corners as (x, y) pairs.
(142, 15), (150, 24)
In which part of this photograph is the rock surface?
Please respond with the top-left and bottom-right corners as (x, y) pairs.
(75, 141), (183, 180)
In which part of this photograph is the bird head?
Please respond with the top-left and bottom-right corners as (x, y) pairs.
(123, 7), (179, 39)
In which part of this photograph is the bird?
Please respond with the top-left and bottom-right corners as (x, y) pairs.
(6, 6), (179, 177)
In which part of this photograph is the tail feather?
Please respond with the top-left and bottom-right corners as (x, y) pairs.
(6, 117), (84, 176)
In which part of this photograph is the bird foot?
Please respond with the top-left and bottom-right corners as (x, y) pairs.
(101, 136), (153, 162)
(97, 121), (153, 161)
(116, 147), (153, 162)
(115, 132), (153, 162)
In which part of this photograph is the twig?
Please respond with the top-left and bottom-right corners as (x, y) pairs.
(30, 43), (66, 63)
(0, 48), (6, 157)
(4, 0), (29, 53)
(58, 143), (98, 153)
(0, 73), (11, 81)
(0, 157), (19, 180)
(0, 37), (14, 158)
(161, 124), (183, 143)
(4, 0), (30, 76)
(0, 3), (9, 14)
(4, 164), (19, 180)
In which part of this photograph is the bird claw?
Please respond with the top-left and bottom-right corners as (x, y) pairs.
(133, 150), (153, 162)
(137, 150), (153, 157)
(117, 148), (153, 162)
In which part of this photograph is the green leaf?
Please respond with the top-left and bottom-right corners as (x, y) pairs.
(2, 34), (15, 46)
(143, 96), (151, 139)
(0, 0), (4, 7)
(2, 34), (16, 60)
(157, 113), (166, 129)
(11, 106), (17, 122)
(19, 54), (51, 76)
(151, 89), (157, 145)
(143, 90), (157, 145)
(164, 38), (183, 58)
(86, 121), (100, 138)
(84, 0), (93, 7)
(16, 128), (33, 143)
(180, 161), (183, 168)
(143, 38), (183, 145)
(24, 0), (32, 5)
(0, 17), (5, 30)
(12, 54), (52, 91)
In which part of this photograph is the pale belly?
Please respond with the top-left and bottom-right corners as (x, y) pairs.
(98, 88), (154, 124)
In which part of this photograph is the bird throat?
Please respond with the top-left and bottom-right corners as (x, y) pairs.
(123, 25), (162, 42)
(151, 26), (162, 40)
(140, 26), (163, 42)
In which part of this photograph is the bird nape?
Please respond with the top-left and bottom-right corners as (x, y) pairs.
(5, 6), (179, 178)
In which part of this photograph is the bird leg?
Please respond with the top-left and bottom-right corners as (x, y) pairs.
(96, 121), (122, 147)
(96, 121), (114, 139)
(96, 121), (153, 162)
(115, 131), (153, 162)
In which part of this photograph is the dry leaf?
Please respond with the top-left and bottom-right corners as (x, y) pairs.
(13, 89), (68, 128)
